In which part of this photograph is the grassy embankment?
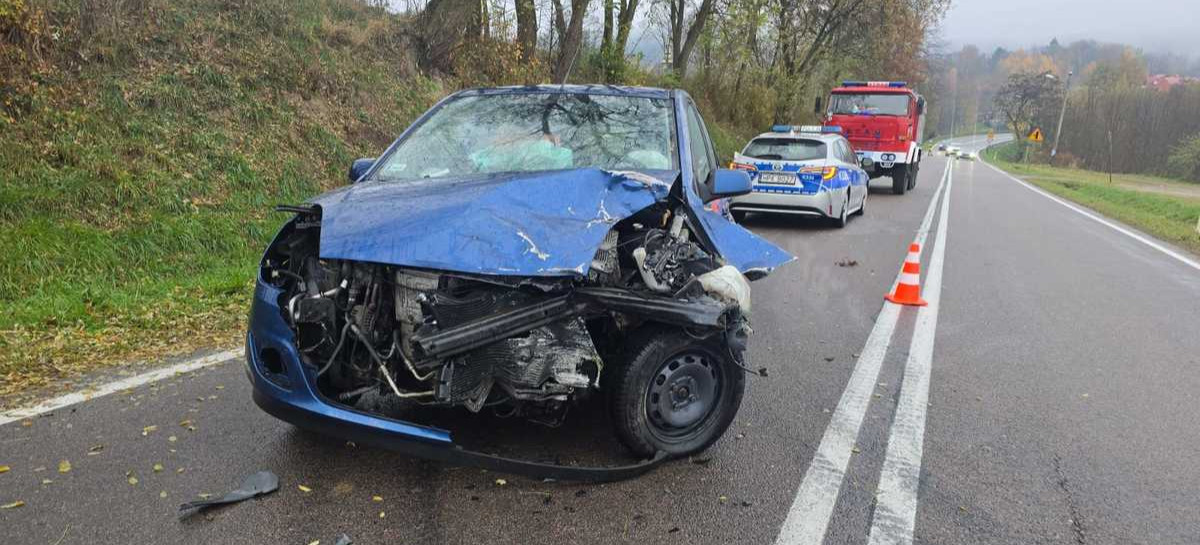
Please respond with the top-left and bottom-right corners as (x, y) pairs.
(982, 142), (1200, 255)
(0, 0), (755, 397)
(0, 0), (446, 396)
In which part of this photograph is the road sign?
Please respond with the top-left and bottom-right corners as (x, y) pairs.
(1028, 128), (1044, 143)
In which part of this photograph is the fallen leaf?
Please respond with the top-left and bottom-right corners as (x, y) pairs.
(128, 475), (139, 486)
(176, 468), (185, 474)
(851, 447), (861, 454)
(1, 500), (24, 509)
(179, 420), (193, 428)
(20, 420), (32, 427)
(0, 465), (9, 474)
(298, 485), (313, 493)
(58, 460), (71, 473)
(160, 491), (168, 498)
(372, 495), (383, 502)
(495, 479), (507, 486)
(153, 464), (164, 473)
(379, 511), (386, 518)
(142, 425), (158, 436)
(41, 479), (53, 485)
(168, 436), (178, 443)
(307, 541), (320, 545)
(718, 495), (728, 502)
(198, 493), (212, 499)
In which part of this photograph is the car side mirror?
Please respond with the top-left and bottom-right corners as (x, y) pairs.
(707, 169), (752, 202)
(348, 158), (375, 183)
(916, 97), (926, 115)
(860, 157), (874, 169)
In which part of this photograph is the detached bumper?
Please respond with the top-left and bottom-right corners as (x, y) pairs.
(246, 276), (666, 482)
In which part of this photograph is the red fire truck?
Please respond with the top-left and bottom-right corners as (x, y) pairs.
(823, 81), (926, 195)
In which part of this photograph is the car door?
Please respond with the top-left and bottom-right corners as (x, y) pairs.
(839, 139), (866, 205)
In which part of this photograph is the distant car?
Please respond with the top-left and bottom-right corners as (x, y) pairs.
(945, 146), (960, 157)
(936, 143), (947, 152)
(728, 125), (870, 228)
(961, 151), (978, 161)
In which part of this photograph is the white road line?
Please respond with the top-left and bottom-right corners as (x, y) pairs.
(982, 160), (1200, 273)
(774, 158), (951, 545)
(866, 157), (954, 545)
(0, 348), (241, 427)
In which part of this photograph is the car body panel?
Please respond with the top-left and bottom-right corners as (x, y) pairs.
(309, 168), (674, 277)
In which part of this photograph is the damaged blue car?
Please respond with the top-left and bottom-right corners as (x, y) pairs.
(246, 85), (793, 480)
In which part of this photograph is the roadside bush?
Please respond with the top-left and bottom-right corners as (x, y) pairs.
(1166, 134), (1200, 182)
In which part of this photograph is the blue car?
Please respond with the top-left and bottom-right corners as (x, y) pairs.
(246, 85), (792, 480)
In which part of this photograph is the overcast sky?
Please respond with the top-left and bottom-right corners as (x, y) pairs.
(939, 0), (1200, 55)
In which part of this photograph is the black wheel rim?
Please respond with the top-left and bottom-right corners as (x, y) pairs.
(645, 351), (721, 440)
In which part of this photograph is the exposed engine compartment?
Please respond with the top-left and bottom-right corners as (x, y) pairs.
(261, 201), (751, 426)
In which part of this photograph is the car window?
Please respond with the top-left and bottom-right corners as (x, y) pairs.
(371, 93), (678, 181)
(837, 140), (856, 164)
(743, 138), (827, 161)
(685, 103), (715, 184)
(829, 93), (910, 116)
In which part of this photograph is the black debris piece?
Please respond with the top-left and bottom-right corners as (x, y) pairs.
(178, 471), (279, 519)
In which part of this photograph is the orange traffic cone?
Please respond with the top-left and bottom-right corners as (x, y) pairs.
(885, 243), (928, 307)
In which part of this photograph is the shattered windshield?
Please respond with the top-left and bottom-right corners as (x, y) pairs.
(829, 93), (910, 116)
(372, 93), (678, 180)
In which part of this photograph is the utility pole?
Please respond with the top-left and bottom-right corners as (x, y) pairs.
(1051, 70), (1073, 161)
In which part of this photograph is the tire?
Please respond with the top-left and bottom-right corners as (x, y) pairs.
(609, 328), (746, 458)
(831, 192), (849, 228)
(892, 165), (908, 195)
(907, 163), (919, 190)
(732, 210), (747, 223)
(854, 189), (866, 216)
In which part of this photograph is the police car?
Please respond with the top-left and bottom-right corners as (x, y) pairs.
(728, 125), (871, 227)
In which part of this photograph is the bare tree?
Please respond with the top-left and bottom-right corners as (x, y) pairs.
(994, 71), (1061, 155)
(515, 0), (537, 61)
(667, 0), (717, 77)
(553, 0), (591, 83)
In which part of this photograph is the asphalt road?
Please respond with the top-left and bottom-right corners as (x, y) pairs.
(3, 137), (1198, 544)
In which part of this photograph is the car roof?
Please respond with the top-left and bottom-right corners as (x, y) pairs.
(454, 84), (673, 100)
(749, 132), (844, 143)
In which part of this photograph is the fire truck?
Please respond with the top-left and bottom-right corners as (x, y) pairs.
(823, 81), (926, 195)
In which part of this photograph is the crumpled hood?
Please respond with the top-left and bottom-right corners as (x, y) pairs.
(308, 168), (793, 277)
(309, 169), (672, 276)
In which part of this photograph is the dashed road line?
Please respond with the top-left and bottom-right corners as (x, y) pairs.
(0, 349), (241, 427)
(866, 155), (954, 545)
(774, 158), (952, 545)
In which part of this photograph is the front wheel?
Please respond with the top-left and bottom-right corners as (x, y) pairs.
(892, 165), (908, 195)
(732, 210), (747, 223)
(907, 163), (919, 190)
(609, 329), (746, 458)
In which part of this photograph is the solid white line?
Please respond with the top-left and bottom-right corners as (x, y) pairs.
(866, 158), (954, 545)
(982, 159), (1200, 273)
(774, 159), (951, 545)
(0, 348), (241, 426)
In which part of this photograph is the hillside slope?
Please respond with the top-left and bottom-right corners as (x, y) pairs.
(0, 0), (443, 394)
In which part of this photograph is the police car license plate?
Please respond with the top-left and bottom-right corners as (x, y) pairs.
(759, 172), (795, 185)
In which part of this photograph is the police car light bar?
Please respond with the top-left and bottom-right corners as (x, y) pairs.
(822, 126), (843, 134)
(771, 125), (831, 134)
(841, 81), (907, 88)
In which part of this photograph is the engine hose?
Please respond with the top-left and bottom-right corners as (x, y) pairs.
(350, 324), (434, 399)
